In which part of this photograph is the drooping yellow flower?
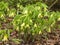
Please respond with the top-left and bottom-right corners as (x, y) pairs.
(17, 3), (20, 7)
(39, 31), (42, 34)
(16, 27), (19, 31)
(2, 34), (8, 41)
(21, 23), (25, 29)
(9, 12), (14, 17)
(21, 23), (25, 27)
(38, 13), (43, 18)
(34, 23), (37, 27)
(0, 14), (4, 18)
(23, 10), (28, 14)
(38, 13), (41, 18)
(30, 19), (32, 23)
(25, 24), (30, 28)
(58, 18), (60, 21)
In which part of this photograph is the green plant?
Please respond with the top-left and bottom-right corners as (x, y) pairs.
(12, 2), (52, 36)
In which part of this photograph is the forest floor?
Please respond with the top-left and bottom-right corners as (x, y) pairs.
(0, 16), (60, 45)
(19, 29), (60, 45)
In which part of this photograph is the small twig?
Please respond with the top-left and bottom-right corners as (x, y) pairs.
(48, 0), (58, 9)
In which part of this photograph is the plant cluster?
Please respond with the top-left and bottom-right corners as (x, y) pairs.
(0, 0), (60, 44)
